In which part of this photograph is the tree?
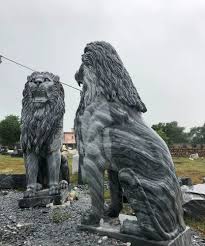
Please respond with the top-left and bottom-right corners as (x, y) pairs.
(153, 128), (169, 145)
(188, 123), (205, 144)
(0, 115), (21, 147)
(152, 121), (188, 146)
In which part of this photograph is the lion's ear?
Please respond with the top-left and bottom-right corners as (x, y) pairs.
(53, 75), (60, 82)
(27, 75), (31, 82)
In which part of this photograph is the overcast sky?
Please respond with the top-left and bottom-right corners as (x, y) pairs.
(0, 0), (205, 131)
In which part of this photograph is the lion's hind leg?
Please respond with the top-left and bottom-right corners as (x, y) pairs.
(118, 168), (166, 241)
(118, 168), (182, 241)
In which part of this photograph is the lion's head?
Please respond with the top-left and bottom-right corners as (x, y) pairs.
(75, 41), (147, 112)
(21, 71), (65, 154)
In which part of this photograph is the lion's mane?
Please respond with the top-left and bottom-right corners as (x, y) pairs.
(74, 41), (147, 166)
(21, 72), (65, 154)
(81, 41), (147, 112)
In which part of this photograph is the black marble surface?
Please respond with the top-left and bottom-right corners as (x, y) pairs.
(182, 184), (205, 219)
(75, 41), (186, 242)
(18, 188), (69, 208)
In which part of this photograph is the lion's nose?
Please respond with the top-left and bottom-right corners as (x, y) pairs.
(34, 80), (43, 87)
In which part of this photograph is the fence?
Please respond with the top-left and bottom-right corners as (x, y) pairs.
(170, 147), (205, 157)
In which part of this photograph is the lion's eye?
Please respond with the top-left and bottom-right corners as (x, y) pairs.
(44, 78), (50, 82)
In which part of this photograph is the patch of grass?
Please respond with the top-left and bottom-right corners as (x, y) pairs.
(173, 157), (205, 184)
(0, 154), (24, 174)
(104, 190), (110, 200)
(70, 172), (78, 184)
(68, 153), (78, 184)
(185, 215), (205, 236)
(3, 154), (204, 185)
(0, 154), (78, 184)
(51, 208), (70, 223)
(0, 153), (79, 183)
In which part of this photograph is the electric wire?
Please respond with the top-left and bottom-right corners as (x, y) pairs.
(0, 54), (81, 92)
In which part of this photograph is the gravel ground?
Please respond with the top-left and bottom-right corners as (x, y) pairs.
(0, 187), (204, 246)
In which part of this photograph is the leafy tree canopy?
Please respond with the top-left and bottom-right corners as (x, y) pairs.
(153, 128), (169, 145)
(0, 115), (21, 147)
(188, 123), (205, 144)
(152, 121), (188, 146)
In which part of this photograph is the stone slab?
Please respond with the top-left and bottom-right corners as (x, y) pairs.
(18, 189), (69, 208)
(181, 184), (205, 218)
(78, 214), (191, 246)
(181, 184), (205, 198)
(0, 174), (26, 189)
(78, 225), (191, 246)
(183, 199), (205, 219)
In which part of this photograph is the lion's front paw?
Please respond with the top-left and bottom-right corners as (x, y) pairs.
(36, 183), (43, 191)
(24, 188), (36, 198)
(59, 180), (68, 190)
(49, 185), (60, 196)
(81, 211), (101, 226)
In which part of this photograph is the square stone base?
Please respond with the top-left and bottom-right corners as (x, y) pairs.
(78, 215), (191, 246)
(18, 189), (69, 208)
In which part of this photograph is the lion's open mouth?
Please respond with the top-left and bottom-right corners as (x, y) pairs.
(33, 97), (47, 103)
(32, 90), (48, 103)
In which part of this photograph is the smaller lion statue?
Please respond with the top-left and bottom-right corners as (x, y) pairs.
(75, 42), (186, 242)
(21, 72), (69, 198)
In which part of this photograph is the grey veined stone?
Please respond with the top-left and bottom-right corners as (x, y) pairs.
(20, 72), (69, 201)
(75, 41), (188, 243)
(182, 184), (205, 219)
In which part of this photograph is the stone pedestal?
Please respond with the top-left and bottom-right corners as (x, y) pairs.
(78, 215), (192, 246)
(18, 188), (69, 208)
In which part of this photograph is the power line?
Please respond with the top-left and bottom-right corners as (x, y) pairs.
(60, 81), (81, 91)
(1, 55), (36, 72)
(0, 54), (81, 92)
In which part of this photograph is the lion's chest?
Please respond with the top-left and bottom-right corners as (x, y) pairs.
(79, 101), (113, 156)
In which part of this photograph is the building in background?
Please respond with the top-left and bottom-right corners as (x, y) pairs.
(63, 129), (76, 149)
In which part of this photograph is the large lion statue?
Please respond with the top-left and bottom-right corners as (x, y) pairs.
(21, 71), (69, 198)
(75, 41), (186, 241)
